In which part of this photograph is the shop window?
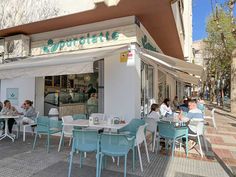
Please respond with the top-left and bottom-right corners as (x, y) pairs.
(44, 60), (104, 115)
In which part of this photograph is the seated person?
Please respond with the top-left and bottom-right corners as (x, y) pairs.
(186, 100), (204, 121)
(21, 100), (37, 125)
(172, 96), (179, 111)
(87, 93), (98, 105)
(160, 98), (172, 117)
(1, 100), (19, 137)
(179, 98), (189, 113)
(181, 99), (204, 149)
(148, 103), (160, 122)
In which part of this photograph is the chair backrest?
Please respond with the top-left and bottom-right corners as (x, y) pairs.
(158, 121), (176, 139)
(100, 133), (132, 155)
(136, 124), (147, 145)
(119, 118), (145, 136)
(34, 112), (40, 124)
(197, 103), (205, 113)
(72, 129), (99, 152)
(144, 118), (157, 133)
(36, 116), (62, 133)
(195, 121), (205, 135)
(72, 114), (87, 120)
(62, 116), (74, 134)
(211, 108), (215, 118)
(36, 116), (50, 132)
(90, 113), (105, 120)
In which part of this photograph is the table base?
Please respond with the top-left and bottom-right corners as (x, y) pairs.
(0, 119), (15, 142)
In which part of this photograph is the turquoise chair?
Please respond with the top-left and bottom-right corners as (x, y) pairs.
(118, 118), (145, 171)
(118, 118), (145, 137)
(99, 133), (135, 177)
(157, 121), (188, 158)
(197, 103), (205, 114)
(32, 116), (62, 153)
(68, 129), (100, 177)
(72, 114), (87, 120)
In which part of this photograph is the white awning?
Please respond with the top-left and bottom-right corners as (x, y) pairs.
(140, 49), (204, 77)
(0, 45), (127, 79)
(140, 49), (201, 85)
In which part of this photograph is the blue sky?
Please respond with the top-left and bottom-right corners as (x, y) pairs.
(192, 0), (235, 41)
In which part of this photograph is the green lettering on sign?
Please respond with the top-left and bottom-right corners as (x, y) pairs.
(42, 31), (120, 53)
(141, 35), (157, 52)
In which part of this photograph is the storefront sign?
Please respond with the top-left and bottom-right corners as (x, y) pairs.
(6, 88), (19, 105)
(141, 35), (157, 52)
(42, 31), (119, 54)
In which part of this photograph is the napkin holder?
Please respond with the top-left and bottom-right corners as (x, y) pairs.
(113, 117), (120, 124)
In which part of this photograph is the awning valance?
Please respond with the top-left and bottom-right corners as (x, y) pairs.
(0, 45), (127, 79)
(140, 49), (204, 77)
(140, 49), (202, 85)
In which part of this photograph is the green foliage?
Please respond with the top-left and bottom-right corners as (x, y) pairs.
(205, 5), (236, 79)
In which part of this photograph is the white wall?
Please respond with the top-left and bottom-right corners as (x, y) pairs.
(104, 44), (141, 121)
(0, 78), (35, 112)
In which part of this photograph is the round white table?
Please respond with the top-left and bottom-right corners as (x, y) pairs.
(0, 115), (20, 142)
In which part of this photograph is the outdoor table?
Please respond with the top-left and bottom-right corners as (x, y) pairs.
(0, 115), (20, 142)
(63, 119), (127, 163)
(62, 119), (89, 127)
(63, 119), (127, 131)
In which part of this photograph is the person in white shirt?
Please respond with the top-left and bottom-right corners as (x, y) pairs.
(160, 98), (172, 117)
(21, 100), (37, 125)
(148, 103), (160, 122)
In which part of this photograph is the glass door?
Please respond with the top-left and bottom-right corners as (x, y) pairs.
(141, 62), (154, 117)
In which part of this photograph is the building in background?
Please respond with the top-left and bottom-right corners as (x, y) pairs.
(0, 0), (202, 119)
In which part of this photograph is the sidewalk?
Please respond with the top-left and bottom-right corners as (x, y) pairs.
(204, 105), (236, 176)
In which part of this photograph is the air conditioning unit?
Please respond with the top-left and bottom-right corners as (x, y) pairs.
(4, 34), (30, 60)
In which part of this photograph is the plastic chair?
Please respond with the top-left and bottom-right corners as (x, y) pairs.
(58, 116), (74, 152)
(32, 116), (62, 153)
(68, 129), (100, 177)
(188, 119), (208, 157)
(119, 118), (145, 137)
(144, 118), (158, 152)
(157, 121), (188, 158)
(99, 133), (135, 177)
(197, 103), (205, 114)
(135, 124), (150, 172)
(23, 111), (39, 142)
(72, 114), (87, 120)
(204, 108), (217, 129)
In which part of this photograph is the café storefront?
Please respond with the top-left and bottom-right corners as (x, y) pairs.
(0, 16), (202, 121)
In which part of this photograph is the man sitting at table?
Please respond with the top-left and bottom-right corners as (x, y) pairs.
(183, 99), (204, 149)
(186, 99), (204, 121)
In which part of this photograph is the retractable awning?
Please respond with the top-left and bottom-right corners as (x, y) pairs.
(140, 49), (204, 77)
(0, 45), (127, 79)
(140, 48), (202, 85)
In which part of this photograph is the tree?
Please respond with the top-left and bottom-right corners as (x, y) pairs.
(0, 0), (60, 30)
(205, 1), (236, 105)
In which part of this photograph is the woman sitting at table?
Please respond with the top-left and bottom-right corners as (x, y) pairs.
(1, 100), (19, 137)
(148, 103), (160, 122)
(21, 100), (37, 125)
(160, 98), (172, 117)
